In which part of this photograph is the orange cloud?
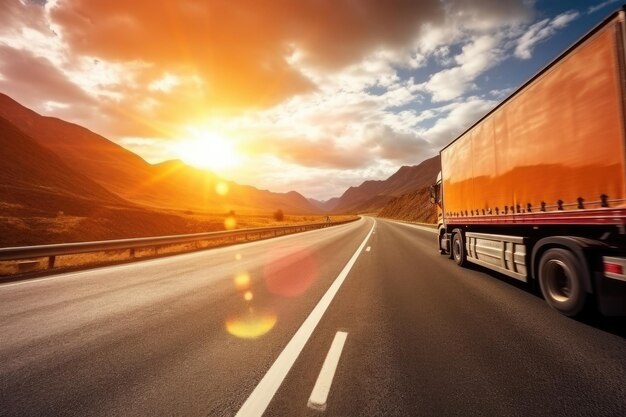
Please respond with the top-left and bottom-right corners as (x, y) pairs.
(48, 0), (443, 111)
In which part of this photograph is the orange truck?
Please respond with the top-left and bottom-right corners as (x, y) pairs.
(431, 8), (626, 316)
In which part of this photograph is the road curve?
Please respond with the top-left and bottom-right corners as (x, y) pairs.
(1, 217), (624, 416)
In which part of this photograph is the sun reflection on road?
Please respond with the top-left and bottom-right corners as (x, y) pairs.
(264, 246), (318, 297)
(225, 247), (319, 340)
(225, 309), (277, 339)
(226, 256), (277, 339)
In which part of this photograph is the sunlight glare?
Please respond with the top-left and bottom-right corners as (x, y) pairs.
(264, 246), (318, 297)
(225, 311), (277, 339)
(234, 272), (251, 291)
(171, 127), (241, 170)
(215, 181), (229, 196)
(224, 216), (237, 230)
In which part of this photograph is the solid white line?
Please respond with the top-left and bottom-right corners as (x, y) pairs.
(234, 221), (375, 417)
(382, 219), (438, 234)
(0, 218), (367, 290)
(307, 331), (348, 411)
(365, 246), (371, 252)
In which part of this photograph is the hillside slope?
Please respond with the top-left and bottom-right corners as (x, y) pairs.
(377, 187), (437, 224)
(0, 115), (221, 245)
(0, 115), (130, 213)
(332, 155), (440, 213)
(0, 93), (320, 214)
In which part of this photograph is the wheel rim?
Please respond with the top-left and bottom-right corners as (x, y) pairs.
(542, 259), (573, 302)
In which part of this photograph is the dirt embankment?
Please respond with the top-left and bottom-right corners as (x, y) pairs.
(377, 187), (436, 224)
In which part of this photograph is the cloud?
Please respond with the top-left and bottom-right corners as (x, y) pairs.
(364, 124), (432, 163)
(514, 10), (580, 59)
(46, 0), (446, 109)
(587, 0), (619, 15)
(247, 136), (373, 169)
(0, 45), (93, 109)
(422, 97), (496, 147)
(422, 35), (502, 102)
(0, 0), (567, 200)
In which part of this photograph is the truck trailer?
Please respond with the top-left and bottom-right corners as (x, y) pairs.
(431, 8), (626, 316)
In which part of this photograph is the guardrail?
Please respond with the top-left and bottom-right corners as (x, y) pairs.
(0, 218), (359, 271)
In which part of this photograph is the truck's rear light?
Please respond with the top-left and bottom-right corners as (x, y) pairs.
(603, 257), (626, 282)
(604, 262), (623, 275)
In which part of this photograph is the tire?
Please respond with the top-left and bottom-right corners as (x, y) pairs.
(538, 248), (587, 316)
(451, 231), (466, 266)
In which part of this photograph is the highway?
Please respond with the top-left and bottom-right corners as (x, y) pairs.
(1, 217), (625, 416)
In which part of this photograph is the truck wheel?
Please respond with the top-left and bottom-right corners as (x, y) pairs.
(538, 248), (586, 316)
(452, 231), (466, 266)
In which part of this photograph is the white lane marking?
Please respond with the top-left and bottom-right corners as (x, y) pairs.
(307, 331), (348, 411)
(382, 219), (437, 234)
(235, 221), (375, 417)
(365, 246), (371, 252)
(0, 218), (367, 290)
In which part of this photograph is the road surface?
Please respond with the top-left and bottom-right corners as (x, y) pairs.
(1, 217), (625, 416)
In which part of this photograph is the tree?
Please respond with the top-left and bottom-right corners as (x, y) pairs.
(273, 209), (284, 221)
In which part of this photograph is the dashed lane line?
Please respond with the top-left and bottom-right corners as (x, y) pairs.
(234, 221), (375, 417)
(307, 331), (349, 411)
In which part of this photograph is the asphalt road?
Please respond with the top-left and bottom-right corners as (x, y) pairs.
(1, 217), (625, 416)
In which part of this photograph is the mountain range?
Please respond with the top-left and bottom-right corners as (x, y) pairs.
(328, 155), (440, 213)
(0, 93), (317, 214)
(0, 92), (440, 244)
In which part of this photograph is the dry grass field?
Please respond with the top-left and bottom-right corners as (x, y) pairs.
(0, 213), (357, 277)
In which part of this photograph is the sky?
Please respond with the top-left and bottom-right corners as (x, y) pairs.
(0, 0), (621, 200)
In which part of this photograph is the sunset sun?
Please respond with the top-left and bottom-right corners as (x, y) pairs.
(171, 128), (241, 170)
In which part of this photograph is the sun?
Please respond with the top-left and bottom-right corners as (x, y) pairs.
(171, 127), (241, 170)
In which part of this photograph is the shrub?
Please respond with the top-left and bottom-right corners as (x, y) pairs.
(273, 209), (284, 221)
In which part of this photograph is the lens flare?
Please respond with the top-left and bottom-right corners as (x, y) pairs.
(264, 246), (318, 297)
(244, 291), (253, 301)
(215, 182), (229, 196)
(234, 272), (251, 291)
(225, 312), (277, 339)
(235, 253), (243, 261)
(224, 216), (237, 230)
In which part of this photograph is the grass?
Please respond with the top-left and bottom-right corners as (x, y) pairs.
(0, 215), (358, 278)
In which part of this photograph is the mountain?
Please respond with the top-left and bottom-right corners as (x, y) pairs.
(0, 115), (220, 246)
(331, 155), (441, 213)
(0, 92), (320, 214)
(307, 197), (340, 212)
(377, 187), (437, 224)
(0, 115), (130, 214)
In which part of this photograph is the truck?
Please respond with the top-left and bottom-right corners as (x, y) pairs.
(430, 8), (626, 316)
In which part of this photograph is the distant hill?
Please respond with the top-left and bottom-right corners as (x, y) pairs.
(0, 115), (129, 214)
(331, 155), (441, 213)
(307, 197), (340, 212)
(0, 92), (320, 214)
(377, 187), (437, 224)
(0, 115), (229, 245)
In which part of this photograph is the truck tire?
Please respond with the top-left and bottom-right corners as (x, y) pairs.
(452, 231), (466, 266)
(538, 248), (587, 316)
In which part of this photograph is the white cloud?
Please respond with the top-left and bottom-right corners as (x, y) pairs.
(148, 73), (181, 93)
(422, 35), (502, 102)
(587, 0), (619, 15)
(514, 10), (580, 59)
(422, 97), (497, 147)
